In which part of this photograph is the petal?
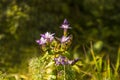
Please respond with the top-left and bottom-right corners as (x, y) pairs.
(36, 40), (40, 43)
(61, 36), (70, 43)
(63, 19), (69, 25)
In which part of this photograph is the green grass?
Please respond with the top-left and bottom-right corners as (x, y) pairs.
(1, 44), (119, 80)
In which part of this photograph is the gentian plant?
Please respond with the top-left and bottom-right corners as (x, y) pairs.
(29, 19), (80, 80)
(28, 19), (120, 80)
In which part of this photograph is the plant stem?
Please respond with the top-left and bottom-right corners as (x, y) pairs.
(64, 65), (66, 80)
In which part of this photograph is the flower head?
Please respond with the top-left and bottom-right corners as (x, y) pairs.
(41, 32), (55, 42)
(36, 32), (55, 45)
(68, 58), (79, 65)
(60, 19), (71, 29)
(54, 55), (68, 65)
(36, 37), (47, 45)
(60, 36), (70, 43)
(54, 56), (79, 66)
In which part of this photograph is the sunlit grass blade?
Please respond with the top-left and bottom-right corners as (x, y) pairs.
(90, 41), (99, 71)
(107, 57), (111, 79)
(115, 47), (120, 77)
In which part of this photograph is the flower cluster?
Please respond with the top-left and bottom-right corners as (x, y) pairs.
(36, 32), (55, 45)
(36, 19), (79, 66)
(36, 19), (72, 46)
(54, 55), (79, 65)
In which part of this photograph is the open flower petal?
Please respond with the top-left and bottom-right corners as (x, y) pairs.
(36, 37), (47, 45)
(60, 19), (71, 29)
(60, 36), (70, 43)
(41, 32), (55, 42)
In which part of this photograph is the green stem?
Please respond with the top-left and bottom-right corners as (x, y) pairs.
(64, 29), (67, 36)
(64, 65), (66, 80)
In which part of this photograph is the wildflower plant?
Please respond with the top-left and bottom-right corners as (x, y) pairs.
(28, 19), (120, 80)
(29, 19), (79, 80)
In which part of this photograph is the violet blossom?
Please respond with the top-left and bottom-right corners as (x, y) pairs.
(68, 58), (80, 65)
(54, 55), (79, 65)
(60, 19), (71, 29)
(36, 37), (47, 45)
(54, 55), (68, 65)
(60, 36), (70, 43)
(41, 32), (55, 42)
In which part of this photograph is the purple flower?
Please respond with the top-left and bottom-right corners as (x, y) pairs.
(41, 32), (55, 42)
(36, 37), (47, 45)
(54, 56), (67, 65)
(68, 58), (79, 65)
(36, 32), (55, 45)
(60, 19), (71, 29)
(60, 36), (70, 43)
(54, 56), (79, 66)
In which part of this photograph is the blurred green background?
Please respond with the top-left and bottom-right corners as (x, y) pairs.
(0, 0), (120, 73)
